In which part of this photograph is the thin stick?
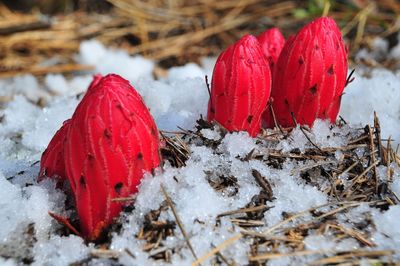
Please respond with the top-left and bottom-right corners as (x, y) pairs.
(240, 230), (302, 242)
(111, 196), (137, 202)
(386, 137), (392, 182)
(345, 69), (356, 87)
(309, 250), (394, 265)
(161, 184), (198, 260)
(300, 125), (323, 152)
(249, 249), (333, 262)
(217, 205), (269, 218)
(191, 234), (241, 266)
(252, 169), (273, 196)
(48, 212), (81, 237)
(290, 161), (333, 175)
(322, 0), (331, 17)
(91, 249), (121, 259)
(316, 200), (383, 220)
(339, 160), (359, 176)
(205, 75), (214, 114)
(341, 160), (380, 195)
(329, 224), (375, 247)
(268, 101), (284, 134)
(367, 125), (378, 193)
(374, 112), (385, 164)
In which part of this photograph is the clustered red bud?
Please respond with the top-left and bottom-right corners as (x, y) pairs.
(38, 119), (70, 183)
(39, 74), (160, 240)
(65, 74), (160, 240)
(264, 17), (348, 128)
(207, 34), (271, 137)
(39, 16), (349, 242)
(257, 28), (285, 71)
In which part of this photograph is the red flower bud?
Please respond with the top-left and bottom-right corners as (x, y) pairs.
(207, 34), (271, 137)
(257, 28), (285, 71)
(38, 119), (70, 182)
(87, 74), (103, 94)
(38, 75), (102, 184)
(64, 74), (160, 240)
(264, 17), (348, 128)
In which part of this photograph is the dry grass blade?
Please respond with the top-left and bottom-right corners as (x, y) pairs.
(109, 0), (296, 60)
(300, 125), (323, 152)
(309, 250), (395, 265)
(240, 230), (303, 242)
(0, 64), (94, 78)
(217, 205), (269, 218)
(316, 200), (383, 220)
(91, 249), (121, 259)
(111, 195), (136, 202)
(327, 223), (375, 247)
(250, 249), (395, 263)
(160, 184), (198, 260)
(249, 249), (333, 262)
(0, 14), (50, 34)
(191, 234), (242, 266)
(252, 169), (273, 196)
(290, 160), (333, 175)
(366, 125), (378, 193)
(341, 160), (380, 196)
(1, 0), (399, 77)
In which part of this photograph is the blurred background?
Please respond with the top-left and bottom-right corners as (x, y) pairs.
(0, 0), (399, 78)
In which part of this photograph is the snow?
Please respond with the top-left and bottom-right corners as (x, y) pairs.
(44, 75), (70, 95)
(0, 39), (399, 265)
(32, 235), (90, 266)
(221, 132), (256, 157)
(341, 69), (400, 142)
(200, 128), (221, 140)
(79, 40), (154, 82)
(372, 205), (400, 258)
(355, 33), (400, 62)
(393, 177), (400, 196)
(167, 63), (205, 81)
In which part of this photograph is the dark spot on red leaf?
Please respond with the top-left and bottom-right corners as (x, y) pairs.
(87, 153), (95, 161)
(309, 84), (317, 95)
(284, 99), (289, 106)
(137, 153), (143, 160)
(327, 65), (334, 75)
(269, 60), (274, 67)
(80, 175), (86, 187)
(298, 57), (304, 65)
(104, 129), (111, 139)
(114, 182), (123, 194)
(247, 115), (253, 124)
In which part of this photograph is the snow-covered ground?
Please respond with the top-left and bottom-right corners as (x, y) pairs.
(0, 39), (399, 265)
